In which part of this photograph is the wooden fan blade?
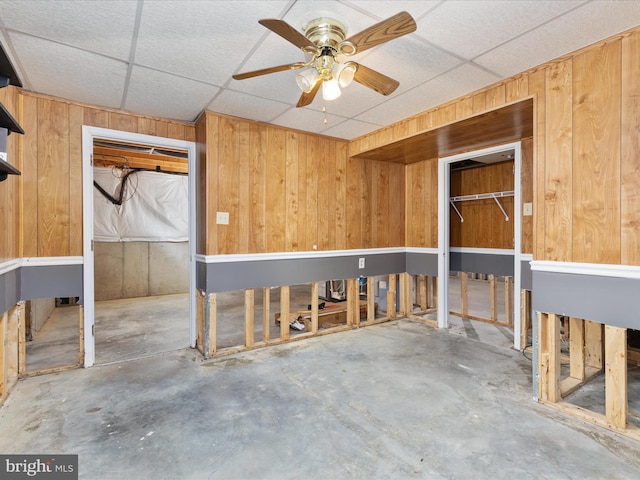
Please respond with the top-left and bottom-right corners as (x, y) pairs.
(259, 18), (318, 51)
(233, 62), (306, 80)
(340, 11), (416, 54)
(296, 80), (321, 107)
(352, 63), (399, 96)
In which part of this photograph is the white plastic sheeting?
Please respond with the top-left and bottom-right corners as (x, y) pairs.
(94, 167), (188, 242)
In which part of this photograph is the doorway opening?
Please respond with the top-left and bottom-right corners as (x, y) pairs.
(82, 127), (197, 367)
(438, 143), (522, 350)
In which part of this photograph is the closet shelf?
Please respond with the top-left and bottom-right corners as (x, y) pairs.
(450, 190), (514, 222)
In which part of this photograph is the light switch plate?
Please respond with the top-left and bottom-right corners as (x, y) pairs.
(523, 203), (533, 216)
(216, 211), (229, 224)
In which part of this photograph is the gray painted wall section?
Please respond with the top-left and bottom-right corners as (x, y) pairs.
(450, 252), (514, 277)
(197, 251), (531, 292)
(197, 252), (406, 292)
(21, 264), (83, 301)
(533, 270), (640, 330)
(0, 268), (20, 314)
(521, 260), (532, 290)
(405, 252), (438, 276)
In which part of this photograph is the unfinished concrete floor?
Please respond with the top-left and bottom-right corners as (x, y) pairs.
(3, 319), (640, 479)
(26, 293), (190, 372)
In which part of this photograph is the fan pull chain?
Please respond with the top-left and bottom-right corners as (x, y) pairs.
(323, 104), (328, 124)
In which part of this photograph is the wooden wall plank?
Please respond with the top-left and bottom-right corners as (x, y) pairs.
(285, 131), (299, 251)
(68, 105), (83, 256)
(572, 41), (621, 264)
(406, 162), (425, 247)
(83, 107), (109, 128)
(521, 137), (534, 254)
(528, 69), (546, 260)
(544, 59), (573, 261)
(506, 76), (529, 102)
(37, 98), (70, 257)
(266, 127), (286, 252)
(194, 116), (208, 254)
(205, 113), (219, 255)
(296, 134), (308, 250)
(324, 142), (336, 250)
(345, 157), (362, 249)
(429, 158), (438, 248)
(167, 122), (186, 141)
(389, 162), (405, 246)
(485, 84), (506, 109)
(335, 142), (347, 250)
(217, 117), (239, 254)
(472, 92), (486, 114)
(137, 117), (157, 136)
(361, 159), (372, 249)
(456, 96), (474, 119)
(620, 31), (640, 265)
(22, 95), (39, 257)
(108, 112), (138, 133)
(305, 136), (319, 250)
(249, 124), (266, 253)
(238, 122), (250, 254)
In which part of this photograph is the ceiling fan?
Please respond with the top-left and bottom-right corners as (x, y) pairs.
(232, 11), (417, 107)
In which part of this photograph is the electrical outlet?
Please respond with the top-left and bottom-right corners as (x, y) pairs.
(523, 202), (533, 216)
(216, 211), (229, 224)
(358, 258), (365, 269)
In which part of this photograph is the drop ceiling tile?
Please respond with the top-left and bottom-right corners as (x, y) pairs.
(343, 0), (440, 22)
(0, 0), (137, 60)
(8, 32), (126, 108)
(356, 63), (500, 125)
(124, 66), (220, 122)
(270, 106), (346, 135)
(351, 36), (463, 94)
(418, 0), (587, 60)
(208, 89), (291, 123)
(135, 0), (290, 86)
(320, 118), (382, 140)
(475, 0), (640, 77)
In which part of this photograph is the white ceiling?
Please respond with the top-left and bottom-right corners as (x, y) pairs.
(0, 0), (638, 140)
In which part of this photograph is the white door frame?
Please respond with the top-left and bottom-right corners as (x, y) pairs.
(81, 126), (197, 367)
(437, 142), (522, 349)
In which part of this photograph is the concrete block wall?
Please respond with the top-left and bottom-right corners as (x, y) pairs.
(94, 242), (189, 301)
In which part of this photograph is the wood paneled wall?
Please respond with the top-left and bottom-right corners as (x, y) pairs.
(449, 161), (515, 250)
(0, 86), (20, 264)
(196, 111), (405, 255)
(360, 26), (640, 265)
(19, 93), (195, 258)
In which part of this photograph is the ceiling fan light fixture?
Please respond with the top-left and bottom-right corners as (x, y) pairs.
(322, 77), (341, 101)
(334, 62), (357, 88)
(295, 68), (319, 93)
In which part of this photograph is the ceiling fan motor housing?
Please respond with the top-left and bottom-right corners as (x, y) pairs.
(303, 17), (347, 50)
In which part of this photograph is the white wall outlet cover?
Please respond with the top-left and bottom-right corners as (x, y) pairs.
(379, 280), (387, 289)
(358, 258), (365, 269)
(216, 212), (229, 224)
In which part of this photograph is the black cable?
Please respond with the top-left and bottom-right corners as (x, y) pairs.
(93, 169), (138, 205)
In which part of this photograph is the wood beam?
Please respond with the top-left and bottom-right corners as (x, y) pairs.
(605, 325), (628, 429)
(280, 286), (290, 340)
(262, 288), (270, 343)
(569, 317), (585, 381)
(244, 289), (254, 348)
(585, 320), (603, 369)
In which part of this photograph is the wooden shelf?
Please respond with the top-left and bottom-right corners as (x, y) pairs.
(0, 103), (24, 134)
(0, 159), (20, 181)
